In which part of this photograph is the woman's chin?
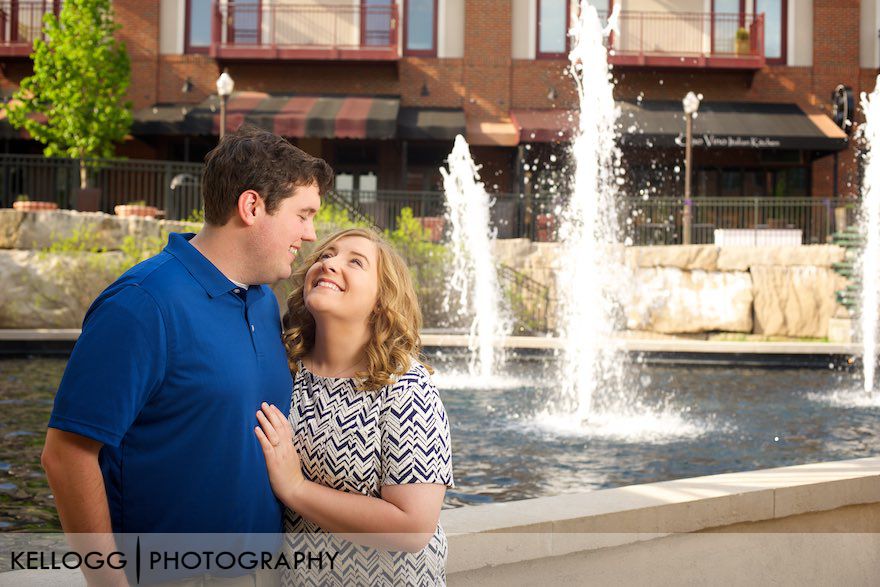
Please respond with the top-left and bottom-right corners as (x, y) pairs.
(305, 298), (340, 318)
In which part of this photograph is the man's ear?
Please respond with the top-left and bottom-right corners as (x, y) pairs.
(235, 190), (263, 226)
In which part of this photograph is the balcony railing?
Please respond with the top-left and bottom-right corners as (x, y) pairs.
(0, 0), (58, 57)
(605, 11), (765, 70)
(210, 2), (400, 61)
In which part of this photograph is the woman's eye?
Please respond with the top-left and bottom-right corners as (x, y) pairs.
(320, 253), (332, 259)
(352, 259), (363, 267)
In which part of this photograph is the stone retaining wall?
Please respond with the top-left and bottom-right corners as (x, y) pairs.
(0, 210), (855, 337)
(494, 239), (851, 339)
(0, 210), (199, 329)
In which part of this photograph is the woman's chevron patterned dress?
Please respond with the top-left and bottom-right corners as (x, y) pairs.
(282, 360), (454, 586)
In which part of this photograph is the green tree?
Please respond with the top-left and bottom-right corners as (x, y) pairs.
(6, 0), (132, 188)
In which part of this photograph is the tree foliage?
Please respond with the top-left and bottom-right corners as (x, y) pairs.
(6, 0), (132, 180)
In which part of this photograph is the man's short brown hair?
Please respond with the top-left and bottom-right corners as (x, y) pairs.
(201, 125), (334, 225)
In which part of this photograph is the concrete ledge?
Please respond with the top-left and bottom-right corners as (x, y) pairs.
(441, 457), (880, 580)
(421, 333), (860, 355)
(0, 329), (81, 341)
(0, 328), (862, 369)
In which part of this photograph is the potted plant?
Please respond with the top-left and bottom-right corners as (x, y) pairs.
(114, 200), (163, 218)
(12, 194), (59, 211)
(735, 27), (751, 56)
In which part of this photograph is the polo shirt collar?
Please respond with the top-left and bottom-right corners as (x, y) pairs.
(165, 232), (248, 299)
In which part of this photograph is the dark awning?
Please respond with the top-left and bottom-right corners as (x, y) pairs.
(398, 108), (465, 140)
(619, 101), (848, 151)
(133, 93), (400, 139)
(512, 101), (848, 152)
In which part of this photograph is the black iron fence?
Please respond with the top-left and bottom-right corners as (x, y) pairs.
(0, 154), (861, 244)
(622, 197), (858, 246)
(334, 191), (858, 245)
(0, 154), (203, 220)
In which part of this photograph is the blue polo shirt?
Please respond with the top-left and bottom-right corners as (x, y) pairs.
(49, 232), (293, 537)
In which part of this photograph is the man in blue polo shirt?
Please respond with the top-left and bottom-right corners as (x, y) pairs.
(41, 126), (333, 585)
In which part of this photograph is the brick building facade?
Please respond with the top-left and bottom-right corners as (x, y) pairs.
(0, 1), (876, 209)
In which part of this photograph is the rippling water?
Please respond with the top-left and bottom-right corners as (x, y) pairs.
(2, 356), (879, 529)
(436, 355), (880, 507)
(0, 358), (64, 531)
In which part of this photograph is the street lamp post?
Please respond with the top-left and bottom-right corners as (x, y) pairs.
(682, 91), (701, 245)
(216, 70), (235, 140)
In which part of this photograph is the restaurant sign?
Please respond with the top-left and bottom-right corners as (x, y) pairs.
(674, 134), (782, 148)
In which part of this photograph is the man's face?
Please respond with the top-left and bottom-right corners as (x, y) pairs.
(251, 183), (320, 283)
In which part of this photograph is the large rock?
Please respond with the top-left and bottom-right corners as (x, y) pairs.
(0, 250), (123, 328)
(623, 267), (753, 334)
(717, 245), (845, 271)
(492, 238), (534, 264)
(0, 209), (199, 251)
(624, 245), (719, 271)
(750, 265), (848, 338)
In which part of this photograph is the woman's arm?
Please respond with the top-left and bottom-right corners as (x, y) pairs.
(255, 403), (445, 552)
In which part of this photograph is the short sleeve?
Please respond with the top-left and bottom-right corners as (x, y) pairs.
(48, 285), (167, 447)
(380, 367), (454, 488)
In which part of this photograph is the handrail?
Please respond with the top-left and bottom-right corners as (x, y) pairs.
(211, 2), (398, 50)
(599, 10), (765, 60)
(497, 263), (552, 334)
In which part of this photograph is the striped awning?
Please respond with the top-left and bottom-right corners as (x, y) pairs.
(133, 93), (400, 139)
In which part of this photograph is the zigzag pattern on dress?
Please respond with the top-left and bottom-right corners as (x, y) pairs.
(282, 360), (453, 586)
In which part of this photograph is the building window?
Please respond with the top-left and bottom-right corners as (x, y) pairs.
(363, 0), (394, 46)
(587, 0), (610, 17)
(536, 1), (608, 59)
(711, 0), (745, 54)
(185, 0), (212, 53)
(537, 0), (569, 59)
(755, 0), (786, 63)
(404, 0), (437, 56)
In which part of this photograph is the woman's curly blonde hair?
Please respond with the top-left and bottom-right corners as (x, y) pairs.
(282, 227), (432, 390)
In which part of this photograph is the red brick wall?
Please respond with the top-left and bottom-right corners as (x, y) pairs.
(400, 59), (465, 107)
(115, 0), (160, 109)
(462, 0), (512, 119)
(512, 60), (575, 109)
(0, 0), (870, 198)
(157, 55), (219, 105)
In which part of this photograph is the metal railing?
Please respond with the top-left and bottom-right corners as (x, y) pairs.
(497, 264), (551, 335)
(0, 154), (860, 245)
(0, 0), (58, 52)
(0, 154), (203, 220)
(212, 2), (399, 55)
(323, 190), (382, 232)
(603, 11), (765, 65)
(333, 189), (445, 232)
(623, 197), (857, 246)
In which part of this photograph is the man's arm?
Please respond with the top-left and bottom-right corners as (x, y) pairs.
(41, 428), (128, 586)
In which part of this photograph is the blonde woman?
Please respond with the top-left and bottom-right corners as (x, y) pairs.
(254, 228), (454, 586)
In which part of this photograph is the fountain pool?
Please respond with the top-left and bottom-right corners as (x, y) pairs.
(2, 355), (879, 530)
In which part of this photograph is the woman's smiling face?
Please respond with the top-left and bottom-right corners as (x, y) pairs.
(303, 235), (380, 323)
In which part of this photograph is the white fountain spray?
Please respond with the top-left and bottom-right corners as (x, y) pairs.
(550, 2), (624, 422)
(441, 135), (511, 379)
(859, 76), (880, 395)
